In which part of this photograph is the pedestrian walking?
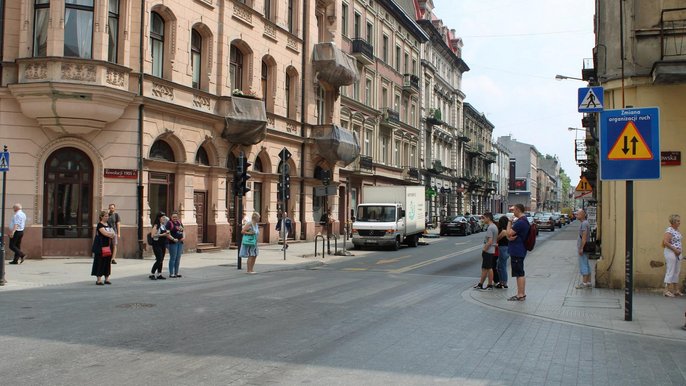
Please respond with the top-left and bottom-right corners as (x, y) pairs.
(166, 212), (185, 278)
(663, 214), (682, 297)
(8, 203), (27, 264)
(107, 203), (122, 264)
(240, 212), (261, 274)
(149, 212), (170, 280)
(575, 209), (593, 289)
(91, 210), (116, 285)
(276, 210), (292, 251)
(474, 213), (498, 291)
(495, 215), (510, 289)
(506, 204), (530, 301)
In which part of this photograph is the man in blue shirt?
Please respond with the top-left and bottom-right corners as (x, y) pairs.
(8, 203), (27, 264)
(506, 204), (530, 301)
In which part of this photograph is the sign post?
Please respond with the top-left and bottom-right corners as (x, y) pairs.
(279, 148), (291, 261)
(600, 107), (660, 321)
(0, 145), (10, 286)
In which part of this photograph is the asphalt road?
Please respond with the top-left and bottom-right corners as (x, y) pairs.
(2, 225), (686, 385)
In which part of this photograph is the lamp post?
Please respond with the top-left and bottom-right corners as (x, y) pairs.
(555, 74), (585, 81)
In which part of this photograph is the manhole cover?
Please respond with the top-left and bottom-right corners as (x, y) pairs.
(116, 303), (155, 309)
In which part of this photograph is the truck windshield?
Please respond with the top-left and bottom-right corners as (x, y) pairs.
(357, 206), (396, 222)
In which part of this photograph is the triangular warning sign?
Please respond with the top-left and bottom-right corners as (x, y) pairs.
(575, 176), (592, 192)
(579, 88), (602, 110)
(608, 121), (653, 160)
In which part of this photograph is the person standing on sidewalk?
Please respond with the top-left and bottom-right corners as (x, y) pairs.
(575, 209), (592, 289)
(149, 212), (170, 280)
(166, 212), (185, 278)
(495, 215), (510, 289)
(474, 213), (498, 291)
(663, 214), (682, 297)
(91, 210), (116, 285)
(8, 203), (27, 264)
(240, 213), (261, 274)
(506, 204), (530, 301)
(107, 203), (121, 264)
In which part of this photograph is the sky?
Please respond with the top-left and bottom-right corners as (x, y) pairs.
(433, 0), (596, 187)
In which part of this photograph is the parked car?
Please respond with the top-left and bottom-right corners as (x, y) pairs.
(468, 215), (483, 233)
(535, 214), (556, 232)
(439, 216), (471, 236)
(472, 214), (488, 231)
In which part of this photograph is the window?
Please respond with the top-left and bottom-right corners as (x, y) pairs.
(230, 44), (243, 91)
(261, 60), (268, 104)
(404, 52), (409, 74)
(395, 140), (401, 167)
(191, 29), (202, 89)
(264, 0), (272, 20)
(381, 136), (388, 164)
(150, 12), (165, 77)
(253, 182), (263, 218)
(64, 0), (94, 58)
(285, 72), (292, 118)
(365, 129), (372, 156)
(195, 147), (209, 165)
(149, 172), (175, 223)
(412, 58), (417, 75)
(150, 140), (175, 161)
(33, 0), (49, 57)
(410, 103), (416, 126)
(287, 0), (294, 33)
(316, 86), (325, 124)
(107, 0), (119, 62)
(395, 45), (401, 71)
(365, 78), (372, 106)
(341, 4), (348, 36)
(354, 13), (361, 39)
(43, 148), (93, 238)
(382, 35), (388, 63)
(353, 78), (360, 101)
(366, 22), (373, 45)
(382, 87), (388, 108)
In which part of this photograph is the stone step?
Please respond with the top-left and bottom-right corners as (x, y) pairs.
(196, 243), (221, 253)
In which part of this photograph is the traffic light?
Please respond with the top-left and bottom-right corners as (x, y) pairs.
(234, 155), (251, 196)
(278, 173), (291, 200)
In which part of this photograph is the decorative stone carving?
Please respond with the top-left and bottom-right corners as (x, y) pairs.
(106, 68), (126, 87)
(267, 116), (275, 126)
(61, 63), (96, 82)
(233, 2), (253, 25)
(193, 94), (211, 110)
(286, 122), (296, 133)
(152, 82), (174, 100)
(287, 37), (299, 52)
(24, 62), (47, 80)
(264, 23), (277, 40)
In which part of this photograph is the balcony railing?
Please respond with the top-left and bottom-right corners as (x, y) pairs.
(351, 39), (375, 65)
(402, 74), (419, 94)
(380, 107), (400, 126)
(653, 8), (686, 83)
(426, 108), (442, 126)
(358, 155), (373, 172)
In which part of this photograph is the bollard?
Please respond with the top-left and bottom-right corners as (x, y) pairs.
(314, 234), (325, 258)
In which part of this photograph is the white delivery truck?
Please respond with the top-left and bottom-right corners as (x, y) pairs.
(351, 186), (426, 251)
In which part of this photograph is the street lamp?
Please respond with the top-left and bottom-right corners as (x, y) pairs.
(555, 74), (585, 81)
(568, 127), (586, 139)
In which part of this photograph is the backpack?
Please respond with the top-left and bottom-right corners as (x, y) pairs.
(525, 222), (537, 251)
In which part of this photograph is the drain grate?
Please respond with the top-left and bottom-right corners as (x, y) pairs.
(116, 303), (155, 309)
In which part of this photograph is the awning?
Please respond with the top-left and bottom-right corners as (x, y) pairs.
(222, 96), (267, 145)
(313, 125), (360, 167)
(312, 42), (359, 87)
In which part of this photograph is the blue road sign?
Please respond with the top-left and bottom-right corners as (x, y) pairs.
(0, 151), (9, 172)
(600, 108), (660, 180)
(578, 87), (604, 113)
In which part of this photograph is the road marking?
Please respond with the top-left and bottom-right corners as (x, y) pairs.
(375, 255), (411, 265)
(389, 244), (482, 274)
(342, 268), (368, 271)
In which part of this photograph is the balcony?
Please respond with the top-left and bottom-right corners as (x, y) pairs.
(220, 95), (268, 145)
(457, 135), (470, 143)
(652, 8), (686, 84)
(402, 74), (420, 95)
(464, 143), (480, 156)
(404, 167), (420, 181)
(484, 151), (497, 164)
(429, 160), (445, 174)
(311, 124), (361, 167)
(8, 57), (135, 135)
(351, 39), (375, 65)
(355, 155), (374, 173)
(380, 107), (400, 127)
(426, 108), (442, 126)
(313, 42), (359, 87)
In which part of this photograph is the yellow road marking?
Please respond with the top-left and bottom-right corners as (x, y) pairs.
(389, 244), (482, 274)
(375, 255), (411, 265)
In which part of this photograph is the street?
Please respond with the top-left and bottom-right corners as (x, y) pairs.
(2, 226), (686, 385)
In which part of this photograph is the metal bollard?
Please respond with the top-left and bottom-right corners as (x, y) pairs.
(314, 234), (325, 258)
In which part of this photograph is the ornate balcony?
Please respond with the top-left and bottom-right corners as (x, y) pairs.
(485, 151), (497, 164)
(220, 96), (268, 145)
(402, 74), (420, 95)
(464, 143), (480, 156)
(351, 39), (375, 65)
(352, 155), (374, 173)
(313, 42), (359, 87)
(380, 107), (400, 128)
(403, 166), (420, 181)
(426, 108), (442, 126)
(312, 124), (361, 167)
(8, 58), (135, 135)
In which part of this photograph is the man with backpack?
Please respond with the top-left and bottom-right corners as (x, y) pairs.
(506, 204), (531, 301)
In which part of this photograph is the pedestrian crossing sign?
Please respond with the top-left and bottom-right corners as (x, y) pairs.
(0, 151), (9, 172)
(578, 87), (604, 113)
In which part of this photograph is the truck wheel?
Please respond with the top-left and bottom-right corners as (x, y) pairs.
(391, 237), (400, 251)
(408, 234), (418, 247)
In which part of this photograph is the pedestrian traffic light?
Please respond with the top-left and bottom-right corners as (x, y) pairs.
(234, 156), (251, 196)
(278, 174), (291, 200)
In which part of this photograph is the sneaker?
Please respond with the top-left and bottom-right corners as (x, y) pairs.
(175, 274), (182, 278)
(156, 275), (166, 280)
(584, 282), (593, 288)
(473, 283), (483, 290)
(149, 275), (157, 280)
(484, 285), (494, 291)
(8, 260), (18, 265)
(575, 283), (586, 289)
(169, 275), (177, 278)
(494, 283), (503, 289)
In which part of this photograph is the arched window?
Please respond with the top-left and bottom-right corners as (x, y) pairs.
(191, 29), (202, 89)
(43, 147), (93, 238)
(253, 156), (263, 172)
(261, 60), (268, 103)
(150, 12), (165, 77)
(150, 140), (175, 161)
(195, 146), (209, 166)
(230, 44), (243, 92)
(64, 0), (94, 58)
(107, 0), (120, 62)
(33, 0), (50, 57)
(285, 67), (298, 119)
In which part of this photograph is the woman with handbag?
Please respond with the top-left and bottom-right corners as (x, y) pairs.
(575, 209), (592, 289)
(91, 210), (116, 285)
(240, 212), (261, 274)
(663, 214), (682, 297)
(149, 212), (170, 280)
(166, 212), (185, 278)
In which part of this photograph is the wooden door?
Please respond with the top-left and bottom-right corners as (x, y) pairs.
(194, 191), (207, 244)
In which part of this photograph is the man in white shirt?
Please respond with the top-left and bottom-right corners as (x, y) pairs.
(8, 203), (27, 264)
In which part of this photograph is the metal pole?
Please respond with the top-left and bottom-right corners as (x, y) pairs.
(237, 193), (242, 270)
(0, 158), (6, 286)
(281, 150), (287, 261)
(625, 180), (633, 321)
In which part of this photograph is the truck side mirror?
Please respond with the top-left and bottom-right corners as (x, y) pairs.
(399, 209), (406, 219)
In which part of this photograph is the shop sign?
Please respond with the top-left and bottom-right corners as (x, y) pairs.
(661, 151), (681, 166)
(104, 168), (138, 179)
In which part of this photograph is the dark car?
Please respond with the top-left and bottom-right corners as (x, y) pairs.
(440, 216), (471, 236)
(467, 215), (482, 233)
(536, 214), (556, 232)
(550, 213), (563, 228)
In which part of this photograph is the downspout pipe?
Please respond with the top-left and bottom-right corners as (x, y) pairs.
(299, 0), (309, 240)
(0, 0), (5, 85)
(137, 0), (145, 258)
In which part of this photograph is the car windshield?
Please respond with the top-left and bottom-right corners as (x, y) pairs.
(451, 216), (466, 222)
(357, 206), (397, 222)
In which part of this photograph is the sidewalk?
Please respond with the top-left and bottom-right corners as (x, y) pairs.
(465, 221), (686, 341)
(0, 236), (366, 291)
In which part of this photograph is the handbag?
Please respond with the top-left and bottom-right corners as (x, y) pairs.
(147, 233), (154, 245)
(242, 233), (257, 246)
(583, 242), (596, 254)
(101, 246), (112, 258)
(494, 245), (500, 257)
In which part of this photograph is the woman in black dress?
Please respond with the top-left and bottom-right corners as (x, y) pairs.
(149, 212), (170, 280)
(91, 210), (116, 285)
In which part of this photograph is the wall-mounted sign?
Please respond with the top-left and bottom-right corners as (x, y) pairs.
(104, 168), (138, 179)
(513, 178), (527, 191)
(661, 151), (681, 166)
